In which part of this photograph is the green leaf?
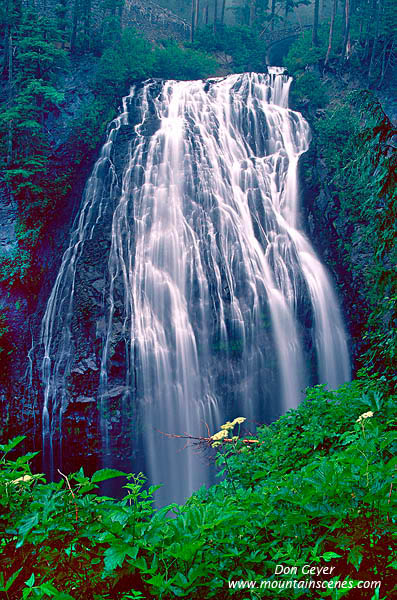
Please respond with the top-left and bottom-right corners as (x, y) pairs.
(25, 573), (35, 587)
(91, 468), (127, 483)
(128, 556), (148, 572)
(104, 544), (128, 571)
(17, 514), (39, 546)
(103, 543), (137, 572)
(348, 546), (363, 570)
(0, 436), (26, 454)
(145, 573), (165, 588)
(3, 568), (22, 592)
(322, 552), (342, 562)
(385, 456), (397, 472)
(39, 582), (59, 595)
(173, 572), (189, 589)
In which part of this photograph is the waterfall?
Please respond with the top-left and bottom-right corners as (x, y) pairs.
(39, 69), (350, 505)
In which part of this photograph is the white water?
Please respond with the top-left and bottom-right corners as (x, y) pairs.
(39, 70), (350, 505)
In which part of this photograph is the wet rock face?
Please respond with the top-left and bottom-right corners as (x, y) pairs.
(0, 55), (103, 456)
(299, 147), (364, 367)
(0, 182), (18, 256)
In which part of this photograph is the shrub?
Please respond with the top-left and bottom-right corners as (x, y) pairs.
(289, 71), (329, 111)
(153, 40), (217, 80)
(194, 24), (267, 73)
(95, 28), (154, 100)
(0, 375), (395, 599)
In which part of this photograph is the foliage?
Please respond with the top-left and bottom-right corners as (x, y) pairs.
(153, 40), (217, 81)
(0, 8), (70, 289)
(0, 310), (10, 357)
(289, 71), (329, 111)
(285, 24), (334, 74)
(313, 103), (360, 170)
(1, 376), (395, 599)
(0, 246), (32, 287)
(312, 91), (396, 384)
(95, 28), (154, 100)
(284, 3), (396, 83)
(0, 6), (219, 293)
(361, 296), (397, 389)
(69, 98), (116, 163)
(193, 24), (267, 72)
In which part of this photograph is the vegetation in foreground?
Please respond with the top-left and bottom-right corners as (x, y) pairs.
(0, 373), (395, 600)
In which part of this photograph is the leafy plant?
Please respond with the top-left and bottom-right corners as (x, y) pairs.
(193, 24), (267, 73)
(289, 71), (329, 111)
(312, 92), (396, 384)
(95, 28), (154, 100)
(153, 39), (217, 81)
(1, 375), (395, 599)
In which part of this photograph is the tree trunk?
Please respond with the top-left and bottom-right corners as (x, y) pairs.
(2, 0), (11, 80)
(378, 38), (389, 86)
(325, 0), (337, 65)
(221, 0), (226, 24)
(205, 3), (209, 25)
(358, 0), (369, 45)
(84, 0), (91, 48)
(191, 0), (195, 42)
(368, 38), (378, 80)
(271, 0), (276, 31)
(312, 0), (320, 46)
(379, 38), (394, 87)
(363, 0), (376, 60)
(71, 0), (79, 52)
(363, 12), (372, 60)
(195, 0), (200, 27)
(368, 0), (381, 79)
(341, 0), (346, 41)
(7, 33), (13, 166)
(249, 0), (256, 27)
(213, 0), (218, 33)
(340, 0), (351, 62)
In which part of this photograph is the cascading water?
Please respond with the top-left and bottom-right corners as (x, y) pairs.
(38, 69), (350, 505)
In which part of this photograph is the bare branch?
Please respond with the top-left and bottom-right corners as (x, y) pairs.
(58, 469), (79, 522)
(156, 429), (261, 446)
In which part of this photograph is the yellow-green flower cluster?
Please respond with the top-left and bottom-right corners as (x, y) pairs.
(211, 430), (229, 441)
(211, 417), (246, 448)
(356, 411), (374, 423)
(220, 417), (246, 430)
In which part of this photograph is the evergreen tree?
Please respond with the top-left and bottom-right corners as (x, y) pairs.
(0, 9), (67, 231)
